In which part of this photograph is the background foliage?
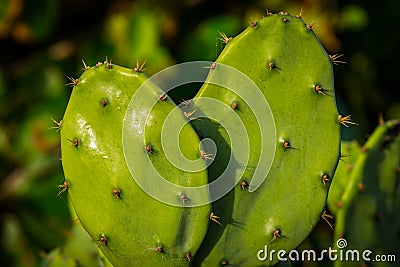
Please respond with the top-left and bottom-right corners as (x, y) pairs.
(1, 0), (399, 266)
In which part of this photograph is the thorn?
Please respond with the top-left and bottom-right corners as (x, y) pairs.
(159, 94), (167, 101)
(156, 244), (164, 253)
(67, 138), (79, 147)
(361, 146), (368, 153)
(113, 188), (121, 198)
(338, 115), (358, 127)
(200, 150), (213, 160)
(218, 31), (232, 44)
(49, 117), (62, 131)
(321, 173), (330, 186)
(97, 234), (107, 246)
(330, 54), (347, 65)
(82, 59), (90, 70)
(282, 140), (300, 151)
(221, 260), (229, 266)
(269, 228), (282, 243)
(57, 181), (68, 197)
(104, 56), (112, 69)
(322, 210), (334, 229)
(240, 180), (248, 190)
(210, 212), (222, 226)
(283, 140), (290, 149)
(95, 61), (103, 67)
(378, 112), (384, 126)
(296, 6), (304, 18)
(268, 61), (275, 70)
(339, 153), (348, 162)
(66, 76), (79, 87)
(266, 9), (272, 16)
(249, 18), (257, 27)
(134, 59), (147, 73)
(184, 109), (197, 121)
(179, 193), (188, 204)
(180, 99), (192, 109)
(314, 84), (327, 95)
(145, 144), (153, 154)
(204, 62), (216, 70)
(357, 182), (367, 192)
(306, 20), (318, 31)
(231, 101), (239, 110)
(282, 17), (288, 23)
(100, 98), (108, 107)
(185, 252), (192, 261)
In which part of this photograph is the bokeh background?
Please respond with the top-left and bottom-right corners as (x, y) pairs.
(1, 0), (399, 266)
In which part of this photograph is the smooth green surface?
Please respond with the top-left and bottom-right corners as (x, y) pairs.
(191, 13), (340, 266)
(61, 63), (210, 266)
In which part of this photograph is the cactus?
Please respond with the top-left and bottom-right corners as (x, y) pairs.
(60, 60), (211, 266)
(59, 11), (343, 267)
(327, 120), (400, 267)
(189, 12), (341, 266)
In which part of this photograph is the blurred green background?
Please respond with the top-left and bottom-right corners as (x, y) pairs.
(0, 0), (399, 266)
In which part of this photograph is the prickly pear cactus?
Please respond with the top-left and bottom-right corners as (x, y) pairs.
(188, 12), (341, 266)
(327, 120), (400, 267)
(60, 60), (210, 266)
(59, 11), (344, 267)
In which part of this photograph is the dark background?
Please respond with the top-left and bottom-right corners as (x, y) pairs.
(1, 0), (399, 266)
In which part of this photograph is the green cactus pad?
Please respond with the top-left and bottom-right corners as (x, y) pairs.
(191, 13), (340, 266)
(61, 62), (210, 266)
(327, 120), (400, 267)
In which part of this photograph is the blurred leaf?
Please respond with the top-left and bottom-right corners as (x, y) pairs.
(41, 248), (77, 267)
(1, 214), (36, 267)
(103, 4), (173, 74)
(22, 0), (59, 42)
(0, 0), (12, 20)
(0, 69), (5, 100)
(180, 15), (241, 61)
(387, 103), (400, 120)
(337, 5), (368, 31)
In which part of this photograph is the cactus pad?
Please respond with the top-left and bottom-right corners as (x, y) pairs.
(190, 12), (341, 266)
(61, 62), (210, 266)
